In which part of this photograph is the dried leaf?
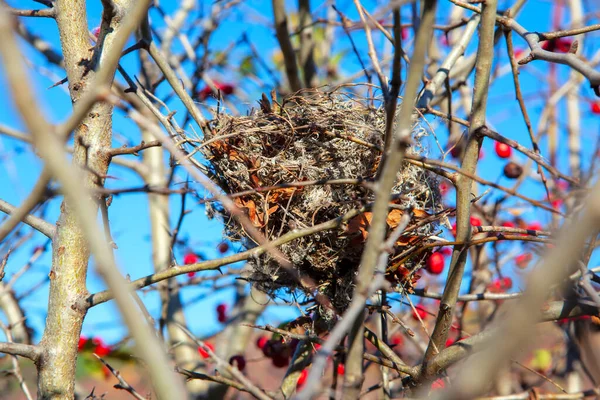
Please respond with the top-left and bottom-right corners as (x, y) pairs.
(412, 209), (431, 219)
(386, 209), (404, 228)
(348, 212), (373, 242)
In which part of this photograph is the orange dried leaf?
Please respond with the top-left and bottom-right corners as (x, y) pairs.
(412, 209), (431, 219)
(348, 212), (373, 241)
(386, 209), (404, 228)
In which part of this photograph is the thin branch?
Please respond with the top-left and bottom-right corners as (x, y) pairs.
(0, 169), (52, 242)
(421, 0), (497, 373)
(0, 198), (55, 239)
(0, 341), (41, 362)
(272, 0), (302, 92)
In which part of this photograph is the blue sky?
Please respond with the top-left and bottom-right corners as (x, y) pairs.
(1, 0), (599, 345)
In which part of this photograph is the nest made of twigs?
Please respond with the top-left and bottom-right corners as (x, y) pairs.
(196, 89), (441, 311)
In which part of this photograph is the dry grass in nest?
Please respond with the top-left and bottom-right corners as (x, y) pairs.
(195, 89), (441, 310)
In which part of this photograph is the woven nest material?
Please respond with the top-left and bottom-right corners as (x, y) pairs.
(198, 89), (441, 311)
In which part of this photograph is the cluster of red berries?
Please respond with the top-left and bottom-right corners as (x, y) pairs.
(256, 335), (298, 368)
(78, 336), (111, 357)
(197, 342), (246, 371)
(197, 81), (235, 101)
(488, 277), (513, 293)
(450, 215), (482, 237)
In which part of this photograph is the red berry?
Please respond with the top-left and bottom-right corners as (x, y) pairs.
(412, 306), (427, 321)
(256, 336), (268, 349)
(426, 252), (445, 275)
(501, 277), (513, 289)
(187, 271), (196, 278)
(313, 343), (322, 352)
(494, 141), (512, 159)
(216, 303), (227, 314)
(501, 221), (515, 228)
(470, 216), (482, 226)
(198, 342), (215, 359)
(337, 363), (345, 375)
(439, 181), (451, 196)
(183, 252), (198, 265)
(592, 102), (600, 115)
(217, 242), (229, 254)
(92, 26), (101, 37)
(515, 253), (532, 269)
(551, 199), (563, 209)
(542, 39), (571, 52)
(451, 223), (457, 237)
(94, 343), (111, 357)
(217, 312), (227, 323)
(431, 378), (446, 390)
(514, 48), (524, 59)
(440, 247), (453, 257)
(78, 336), (88, 352)
(557, 181), (570, 191)
(216, 83), (235, 95)
(297, 369), (308, 388)
(229, 355), (246, 371)
(390, 334), (403, 347)
(91, 337), (104, 347)
(401, 28), (408, 40)
(198, 86), (213, 100)
(445, 338), (455, 347)
(527, 222), (542, 231)
(488, 280), (503, 293)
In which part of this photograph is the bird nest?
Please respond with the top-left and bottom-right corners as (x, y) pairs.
(197, 89), (441, 311)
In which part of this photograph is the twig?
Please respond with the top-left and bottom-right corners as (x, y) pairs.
(0, 198), (55, 239)
(93, 354), (147, 400)
(175, 323), (273, 400)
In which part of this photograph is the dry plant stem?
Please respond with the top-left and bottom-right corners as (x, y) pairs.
(0, 197), (55, 239)
(421, 300), (600, 383)
(353, 0), (388, 97)
(0, 341), (40, 361)
(566, 0), (583, 180)
(176, 323), (273, 400)
(94, 355), (146, 400)
(298, 0), (316, 87)
(0, 3), (186, 400)
(339, 2), (437, 397)
(422, 0), (497, 371)
(0, 323), (34, 400)
(503, 28), (550, 199)
(416, 14), (480, 108)
(454, 0), (600, 89)
(208, 286), (268, 398)
(272, 0), (302, 92)
(145, 41), (208, 133)
(382, 8), (402, 156)
(137, 51), (203, 394)
(177, 367), (266, 396)
(0, 169), (52, 242)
